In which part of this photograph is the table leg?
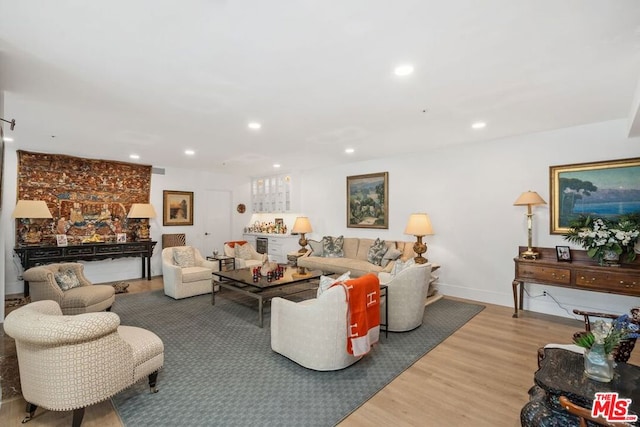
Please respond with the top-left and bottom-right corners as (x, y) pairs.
(141, 257), (145, 279)
(147, 256), (152, 280)
(211, 281), (216, 305)
(258, 297), (264, 328)
(512, 279), (521, 318)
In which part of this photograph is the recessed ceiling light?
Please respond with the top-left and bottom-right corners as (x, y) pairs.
(248, 122), (262, 130)
(472, 122), (486, 129)
(185, 149), (195, 155)
(129, 154), (140, 160)
(345, 148), (355, 154)
(273, 164), (281, 168)
(3, 137), (14, 142)
(394, 64), (414, 76)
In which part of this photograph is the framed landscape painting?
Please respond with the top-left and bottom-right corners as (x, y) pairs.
(163, 190), (194, 226)
(549, 157), (640, 234)
(347, 172), (389, 229)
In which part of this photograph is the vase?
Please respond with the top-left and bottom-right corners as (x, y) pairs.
(600, 249), (620, 267)
(584, 343), (614, 382)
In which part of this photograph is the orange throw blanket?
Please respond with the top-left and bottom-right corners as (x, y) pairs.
(334, 273), (380, 356)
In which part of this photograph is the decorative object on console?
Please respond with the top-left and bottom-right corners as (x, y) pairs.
(347, 172), (389, 229)
(555, 245), (571, 262)
(128, 203), (157, 241)
(163, 190), (194, 226)
(549, 157), (640, 234)
(292, 216), (312, 254)
(513, 191), (547, 260)
(404, 213), (434, 264)
(12, 200), (53, 245)
(236, 203), (246, 214)
(563, 214), (639, 266)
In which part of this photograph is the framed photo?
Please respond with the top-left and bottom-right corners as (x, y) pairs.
(549, 157), (640, 234)
(163, 190), (194, 226)
(116, 233), (127, 243)
(275, 218), (283, 227)
(347, 172), (389, 229)
(56, 234), (68, 247)
(555, 245), (571, 262)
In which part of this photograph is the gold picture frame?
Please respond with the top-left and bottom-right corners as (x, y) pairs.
(347, 172), (389, 229)
(163, 190), (194, 226)
(549, 157), (640, 234)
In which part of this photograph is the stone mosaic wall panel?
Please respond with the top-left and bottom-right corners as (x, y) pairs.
(16, 150), (151, 245)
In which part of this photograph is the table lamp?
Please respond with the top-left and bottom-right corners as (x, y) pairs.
(128, 203), (157, 241)
(514, 191), (547, 259)
(292, 216), (312, 254)
(404, 213), (434, 264)
(12, 200), (53, 245)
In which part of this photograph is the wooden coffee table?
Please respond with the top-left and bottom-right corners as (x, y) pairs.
(212, 266), (330, 327)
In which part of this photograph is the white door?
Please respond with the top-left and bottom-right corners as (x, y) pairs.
(203, 190), (232, 257)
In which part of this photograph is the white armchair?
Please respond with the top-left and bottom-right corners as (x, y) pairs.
(270, 284), (363, 371)
(4, 300), (164, 426)
(378, 263), (432, 332)
(224, 241), (267, 269)
(161, 246), (217, 299)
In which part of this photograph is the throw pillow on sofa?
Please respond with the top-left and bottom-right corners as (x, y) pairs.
(381, 247), (402, 267)
(54, 269), (82, 291)
(391, 258), (415, 276)
(235, 243), (254, 260)
(308, 239), (324, 256)
(317, 271), (351, 298)
(322, 235), (344, 257)
(367, 238), (388, 265)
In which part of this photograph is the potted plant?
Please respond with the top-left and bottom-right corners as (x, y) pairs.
(563, 214), (640, 266)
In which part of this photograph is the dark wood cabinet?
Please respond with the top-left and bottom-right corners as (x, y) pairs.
(512, 246), (640, 317)
(14, 241), (157, 296)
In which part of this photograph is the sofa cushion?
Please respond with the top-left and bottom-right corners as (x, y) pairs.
(235, 243), (253, 260)
(308, 239), (323, 256)
(391, 258), (416, 276)
(342, 238), (360, 259)
(54, 269), (82, 291)
(367, 238), (388, 265)
(381, 247), (402, 267)
(322, 236), (344, 257)
(173, 247), (195, 267)
(61, 285), (115, 309)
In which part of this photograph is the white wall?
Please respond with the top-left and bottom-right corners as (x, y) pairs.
(298, 119), (640, 319)
(1, 151), (249, 298)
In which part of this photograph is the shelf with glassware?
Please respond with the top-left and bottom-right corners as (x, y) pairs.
(251, 174), (292, 213)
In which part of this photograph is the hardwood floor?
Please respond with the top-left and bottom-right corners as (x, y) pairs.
(2, 278), (638, 426)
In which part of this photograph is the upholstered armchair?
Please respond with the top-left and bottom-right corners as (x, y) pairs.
(271, 284), (363, 371)
(22, 262), (115, 315)
(4, 300), (164, 426)
(224, 241), (267, 269)
(378, 263), (432, 332)
(161, 246), (217, 299)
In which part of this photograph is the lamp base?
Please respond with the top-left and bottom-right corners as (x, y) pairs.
(292, 266), (311, 278)
(520, 250), (539, 260)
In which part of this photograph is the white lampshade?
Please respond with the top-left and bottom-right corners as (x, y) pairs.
(12, 200), (53, 219)
(404, 213), (434, 236)
(128, 203), (157, 218)
(513, 191), (547, 206)
(292, 216), (313, 234)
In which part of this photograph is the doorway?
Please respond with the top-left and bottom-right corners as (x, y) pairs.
(203, 189), (232, 258)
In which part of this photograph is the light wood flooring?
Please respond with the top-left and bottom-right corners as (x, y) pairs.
(2, 278), (638, 426)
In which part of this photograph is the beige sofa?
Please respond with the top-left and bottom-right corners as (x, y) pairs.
(297, 237), (417, 277)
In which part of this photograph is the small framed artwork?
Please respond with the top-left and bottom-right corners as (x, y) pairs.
(116, 233), (127, 243)
(275, 218), (284, 227)
(555, 245), (571, 262)
(347, 172), (389, 229)
(163, 190), (194, 226)
(56, 234), (68, 247)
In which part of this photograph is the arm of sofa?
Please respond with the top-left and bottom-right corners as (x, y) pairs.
(23, 266), (65, 303)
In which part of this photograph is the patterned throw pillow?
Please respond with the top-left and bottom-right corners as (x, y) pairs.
(308, 239), (323, 256)
(381, 248), (403, 267)
(367, 238), (388, 265)
(54, 269), (81, 291)
(235, 243), (254, 260)
(173, 247), (196, 267)
(391, 258), (416, 276)
(322, 236), (344, 258)
(317, 271), (351, 298)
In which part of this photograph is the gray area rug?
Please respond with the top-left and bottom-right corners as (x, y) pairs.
(111, 289), (484, 426)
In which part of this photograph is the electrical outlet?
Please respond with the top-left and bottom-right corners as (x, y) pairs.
(543, 291), (547, 297)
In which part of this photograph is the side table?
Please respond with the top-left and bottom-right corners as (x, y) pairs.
(207, 256), (236, 304)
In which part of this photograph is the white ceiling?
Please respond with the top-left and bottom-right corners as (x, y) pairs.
(1, 1), (640, 176)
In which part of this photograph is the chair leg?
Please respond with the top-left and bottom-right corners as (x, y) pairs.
(72, 408), (85, 427)
(22, 402), (37, 423)
(148, 370), (159, 393)
(106, 305), (112, 312)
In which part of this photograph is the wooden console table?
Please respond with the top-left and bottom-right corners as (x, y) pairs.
(15, 241), (157, 296)
(512, 246), (640, 318)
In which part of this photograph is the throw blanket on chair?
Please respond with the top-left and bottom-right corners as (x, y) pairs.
(334, 273), (380, 356)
